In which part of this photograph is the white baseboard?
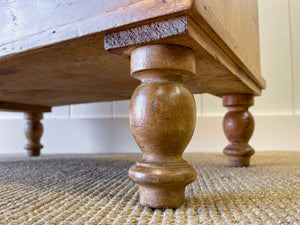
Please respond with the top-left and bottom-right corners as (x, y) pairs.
(0, 115), (299, 154)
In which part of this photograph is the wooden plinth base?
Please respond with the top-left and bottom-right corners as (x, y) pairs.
(222, 95), (255, 167)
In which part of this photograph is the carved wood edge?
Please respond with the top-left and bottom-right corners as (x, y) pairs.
(0, 102), (51, 112)
(104, 16), (189, 56)
(104, 15), (263, 95)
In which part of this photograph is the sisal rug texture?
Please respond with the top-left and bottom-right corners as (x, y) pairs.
(0, 152), (299, 225)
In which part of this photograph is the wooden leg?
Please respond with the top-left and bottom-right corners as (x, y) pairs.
(128, 44), (197, 208)
(222, 95), (255, 167)
(24, 112), (44, 156)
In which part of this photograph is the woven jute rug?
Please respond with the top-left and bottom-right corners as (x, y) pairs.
(0, 152), (299, 225)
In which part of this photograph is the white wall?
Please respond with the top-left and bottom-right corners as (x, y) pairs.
(0, 0), (299, 154)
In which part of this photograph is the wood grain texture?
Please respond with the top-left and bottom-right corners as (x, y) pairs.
(0, 21), (259, 107)
(0, 0), (192, 59)
(24, 112), (44, 156)
(222, 95), (255, 167)
(105, 15), (262, 96)
(0, 0), (142, 45)
(191, 0), (265, 88)
(0, 35), (139, 106)
(105, 16), (188, 53)
(0, 0), (265, 108)
(129, 44), (197, 208)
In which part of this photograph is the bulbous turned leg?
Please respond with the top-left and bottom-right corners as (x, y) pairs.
(222, 95), (255, 167)
(24, 112), (44, 156)
(129, 44), (197, 208)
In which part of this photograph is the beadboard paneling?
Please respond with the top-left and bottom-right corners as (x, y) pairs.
(71, 102), (112, 118)
(254, 0), (293, 115)
(189, 115), (300, 152)
(194, 94), (202, 117)
(0, 120), (24, 153)
(202, 94), (226, 116)
(44, 106), (70, 119)
(289, 0), (300, 115)
(0, 116), (299, 154)
(0, 111), (23, 119)
(113, 100), (130, 118)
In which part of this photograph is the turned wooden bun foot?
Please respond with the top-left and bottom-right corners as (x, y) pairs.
(223, 95), (255, 167)
(129, 44), (197, 208)
(26, 149), (41, 157)
(24, 112), (44, 156)
(224, 144), (254, 167)
(129, 161), (196, 208)
(139, 186), (185, 209)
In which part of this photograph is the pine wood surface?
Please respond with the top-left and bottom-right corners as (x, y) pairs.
(0, 0), (265, 108)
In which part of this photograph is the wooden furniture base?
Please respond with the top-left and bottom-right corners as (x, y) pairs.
(24, 112), (44, 156)
(128, 44), (197, 208)
(0, 0), (266, 209)
(222, 95), (255, 167)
